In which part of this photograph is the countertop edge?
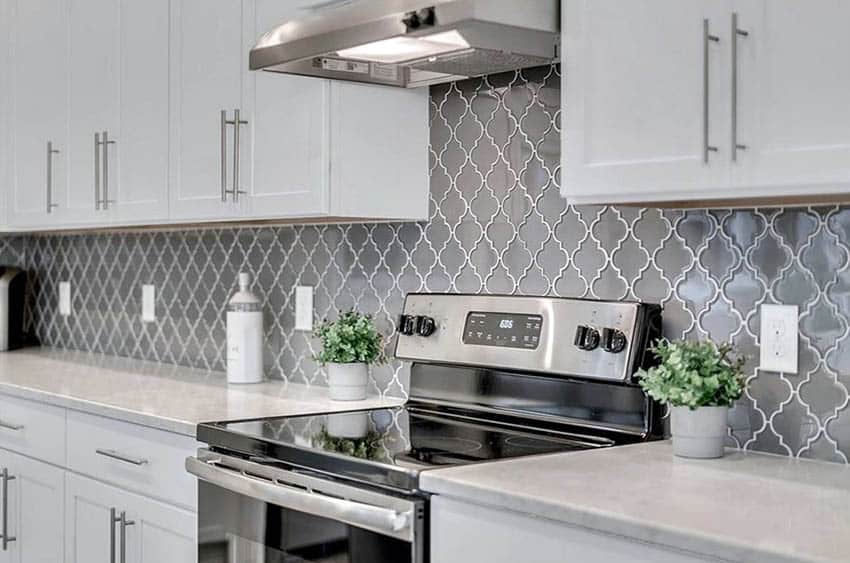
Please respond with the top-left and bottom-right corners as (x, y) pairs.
(420, 470), (830, 563)
(0, 381), (198, 436)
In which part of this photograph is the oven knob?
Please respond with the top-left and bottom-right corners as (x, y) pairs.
(573, 325), (600, 351)
(602, 328), (627, 354)
(416, 316), (436, 337)
(398, 315), (416, 336)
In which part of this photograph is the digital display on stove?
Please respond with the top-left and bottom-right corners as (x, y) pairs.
(463, 312), (543, 349)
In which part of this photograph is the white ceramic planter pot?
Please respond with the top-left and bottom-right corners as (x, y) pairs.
(670, 406), (729, 459)
(326, 412), (369, 438)
(327, 362), (369, 401)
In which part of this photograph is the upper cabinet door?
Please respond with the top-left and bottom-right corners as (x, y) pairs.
(8, 0), (69, 229)
(110, 0), (171, 225)
(65, 0), (120, 225)
(732, 0), (850, 195)
(241, 0), (329, 220)
(562, 0), (733, 204)
(170, 0), (246, 221)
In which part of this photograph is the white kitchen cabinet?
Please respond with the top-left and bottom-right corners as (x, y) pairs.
(0, 0), (8, 228)
(0, 450), (65, 563)
(431, 496), (719, 563)
(562, 0), (850, 206)
(731, 0), (850, 194)
(65, 473), (195, 563)
(7, 0), (69, 228)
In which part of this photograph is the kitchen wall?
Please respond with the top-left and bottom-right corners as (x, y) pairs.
(15, 65), (850, 463)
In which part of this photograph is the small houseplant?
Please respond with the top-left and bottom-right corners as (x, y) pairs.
(314, 311), (384, 401)
(637, 339), (746, 459)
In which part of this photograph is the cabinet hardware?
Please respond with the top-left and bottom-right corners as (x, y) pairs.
(222, 109), (248, 203)
(101, 131), (117, 210)
(95, 448), (149, 466)
(703, 18), (720, 163)
(731, 12), (749, 161)
(0, 420), (24, 432)
(119, 511), (134, 563)
(95, 133), (102, 210)
(46, 141), (60, 214)
(0, 468), (15, 551)
(110, 508), (119, 563)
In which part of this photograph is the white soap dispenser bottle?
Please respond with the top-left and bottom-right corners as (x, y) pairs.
(226, 272), (264, 384)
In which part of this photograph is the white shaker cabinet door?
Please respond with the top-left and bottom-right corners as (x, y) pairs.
(562, 0), (733, 204)
(110, 0), (171, 225)
(732, 0), (850, 196)
(65, 473), (125, 563)
(2, 452), (65, 563)
(7, 0), (69, 229)
(241, 0), (329, 220)
(170, 0), (246, 221)
(64, 0), (120, 226)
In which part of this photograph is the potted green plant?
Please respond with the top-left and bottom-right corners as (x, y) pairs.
(314, 311), (384, 401)
(637, 339), (746, 459)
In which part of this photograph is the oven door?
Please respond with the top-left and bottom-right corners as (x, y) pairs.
(187, 450), (425, 563)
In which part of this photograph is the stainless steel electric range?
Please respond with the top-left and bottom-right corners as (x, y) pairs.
(188, 293), (663, 563)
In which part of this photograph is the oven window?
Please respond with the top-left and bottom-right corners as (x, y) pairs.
(199, 481), (417, 563)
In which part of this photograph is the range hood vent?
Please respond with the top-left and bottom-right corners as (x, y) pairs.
(250, 0), (560, 88)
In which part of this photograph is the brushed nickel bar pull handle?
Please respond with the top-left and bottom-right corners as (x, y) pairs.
(95, 132), (102, 210)
(221, 110), (228, 202)
(0, 420), (23, 432)
(119, 512), (134, 563)
(232, 109), (248, 203)
(703, 18), (720, 163)
(101, 131), (116, 210)
(96, 449), (148, 466)
(110, 507), (119, 563)
(1, 469), (15, 551)
(731, 12), (749, 162)
(46, 141), (60, 214)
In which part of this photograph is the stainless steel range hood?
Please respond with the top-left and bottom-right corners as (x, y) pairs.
(250, 0), (559, 88)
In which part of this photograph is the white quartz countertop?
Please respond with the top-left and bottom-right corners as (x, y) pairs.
(420, 440), (850, 563)
(0, 348), (404, 436)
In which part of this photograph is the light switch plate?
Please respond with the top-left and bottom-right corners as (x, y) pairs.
(142, 285), (156, 323)
(759, 304), (798, 374)
(295, 286), (313, 331)
(59, 282), (71, 317)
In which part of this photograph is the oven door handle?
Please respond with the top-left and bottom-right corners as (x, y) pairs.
(186, 456), (413, 538)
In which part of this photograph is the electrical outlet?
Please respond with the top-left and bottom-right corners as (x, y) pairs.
(759, 304), (798, 374)
(295, 286), (313, 331)
(59, 282), (71, 317)
(142, 285), (156, 323)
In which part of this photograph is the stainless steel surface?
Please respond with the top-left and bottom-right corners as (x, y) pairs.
(220, 110), (228, 203)
(0, 420), (23, 432)
(731, 12), (748, 162)
(703, 18), (719, 163)
(0, 468), (14, 551)
(96, 448), (149, 466)
(187, 451), (418, 543)
(110, 507), (119, 563)
(101, 131), (116, 210)
(232, 109), (247, 203)
(249, 0), (559, 88)
(119, 511), (133, 563)
(46, 141), (59, 214)
(395, 293), (655, 383)
(95, 133), (102, 210)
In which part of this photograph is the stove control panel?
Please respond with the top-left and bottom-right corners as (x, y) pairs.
(395, 293), (661, 384)
(463, 312), (543, 349)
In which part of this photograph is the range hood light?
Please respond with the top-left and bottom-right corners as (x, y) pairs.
(336, 30), (470, 64)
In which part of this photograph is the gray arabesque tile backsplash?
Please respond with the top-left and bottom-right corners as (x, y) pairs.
(5, 65), (850, 463)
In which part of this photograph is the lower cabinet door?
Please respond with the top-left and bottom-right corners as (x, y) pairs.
(66, 473), (196, 563)
(2, 451), (65, 563)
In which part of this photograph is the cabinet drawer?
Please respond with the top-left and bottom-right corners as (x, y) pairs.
(66, 411), (198, 511)
(0, 393), (66, 465)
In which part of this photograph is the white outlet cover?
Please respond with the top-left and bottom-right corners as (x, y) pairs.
(759, 304), (799, 374)
(295, 286), (313, 331)
(142, 285), (156, 323)
(59, 282), (71, 317)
